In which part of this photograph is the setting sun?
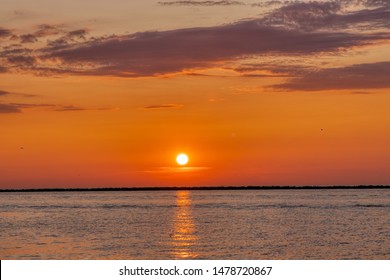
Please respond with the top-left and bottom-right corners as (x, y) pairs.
(176, 154), (189, 166)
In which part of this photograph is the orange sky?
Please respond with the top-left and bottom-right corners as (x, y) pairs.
(1, 0), (389, 188)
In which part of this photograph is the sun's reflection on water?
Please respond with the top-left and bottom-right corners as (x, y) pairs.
(171, 190), (199, 259)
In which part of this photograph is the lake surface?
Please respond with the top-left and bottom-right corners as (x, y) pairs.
(1, 189), (389, 259)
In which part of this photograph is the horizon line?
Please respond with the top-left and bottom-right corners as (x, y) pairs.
(1, 185), (390, 192)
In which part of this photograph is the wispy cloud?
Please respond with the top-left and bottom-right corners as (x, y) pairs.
(3, 103), (56, 109)
(347, 0), (390, 8)
(0, 89), (37, 98)
(272, 62), (390, 91)
(351, 91), (372, 94)
(0, 103), (21, 113)
(139, 103), (184, 110)
(0, 27), (13, 39)
(34, 24), (63, 37)
(1, 27), (88, 69)
(7, 55), (36, 66)
(0, 102), (114, 114)
(158, 0), (244, 6)
(53, 105), (87, 111)
(15, 24), (64, 44)
(19, 34), (38, 44)
(46, 29), (89, 50)
(261, 1), (390, 31)
(251, 1), (294, 8)
(0, 90), (10, 96)
(17, 26), (88, 47)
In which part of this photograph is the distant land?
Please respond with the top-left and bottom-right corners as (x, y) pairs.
(1, 186), (390, 192)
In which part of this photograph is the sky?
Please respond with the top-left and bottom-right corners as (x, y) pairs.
(0, 0), (389, 188)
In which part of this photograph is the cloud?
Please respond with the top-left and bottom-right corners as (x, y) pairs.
(0, 1), (388, 78)
(0, 47), (35, 69)
(19, 34), (38, 43)
(7, 55), (36, 67)
(32, 0), (388, 77)
(40, 18), (387, 77)
(1, 46), (32, 55)
(0, 104), (21, 113)
(53, 105), (86, 111)
(272, 62), (390, 91)
(231, 63), (314, 76)
(0, 89), (37, 98)
(6, 103), (55, 109)
(34, 24), (62, 37)
(261, 1), (390, 31)
(357, 0), (390, 8)
(0, 90), (10, 96)
(158, 0), (244, 6)
(0, 27), (13, 39)
(14, 25), (86, 46)
(0, 101), (116, 114)
(50, 104), (114, 112)
(66, 29), (88, 40)
(53, 105), (115, 111)
(229, 64), (297, 77)
(0, 28), (87, 69)
(46, 29), (89, 50)
(139, 103), (183, 110)
(251, 1), (294, 8)
(352, 91), (372, 94)
(0, 103), (79, 113)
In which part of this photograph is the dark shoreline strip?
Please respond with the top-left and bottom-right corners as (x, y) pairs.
(1, 185), (390, 192)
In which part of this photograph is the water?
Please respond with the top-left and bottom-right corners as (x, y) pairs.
(1, 189), (389, 259)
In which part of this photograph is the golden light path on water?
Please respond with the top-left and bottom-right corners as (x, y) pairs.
(171, 190), (199, 259)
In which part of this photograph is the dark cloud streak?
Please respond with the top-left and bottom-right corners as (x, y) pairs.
(0, 90), (10, 96)
(158, 0), (244, 6)
(140, 104), (183, 110)
(46, 29), (89, 50)
(0, 104), (21, 113)
(7, 55), (36, 66)
(34, 24), (62, 37)
(0, 102), (114, 114)
(0, 27), (13, 39)
(261, 1), (390, 31)
(53, 105), (86, 111)
(19, 34), (38, 43)
(272, 62), (390, 91)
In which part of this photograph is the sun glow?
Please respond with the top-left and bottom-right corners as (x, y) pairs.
(176, 153), (189, 166)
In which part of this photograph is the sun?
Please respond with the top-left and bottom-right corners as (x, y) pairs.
(176, 153), (189, 166)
